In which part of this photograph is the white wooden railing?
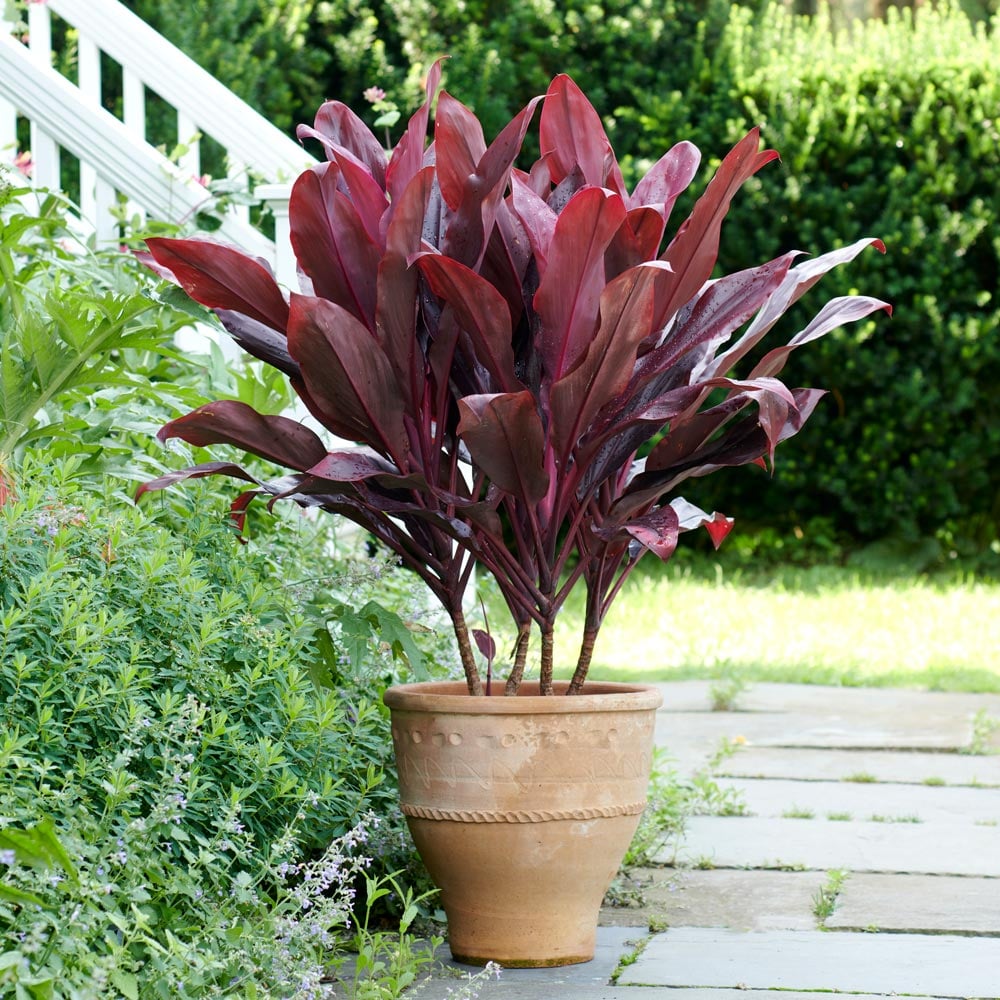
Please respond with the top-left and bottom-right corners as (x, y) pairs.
(0, 0), (315, 285)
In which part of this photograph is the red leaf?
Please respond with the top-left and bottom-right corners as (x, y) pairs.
(304, 100), (388, 188)
(472, 628), (497, 663)
(510, 171), (556, 275)
(657, 129), (779, 328)
(712, 237), (888, 377)
(540, 75), (626, 196)
(751, 295), (893, 379)
(414, 253), (520, 392)
(286, 293), (409, 463)
(157, 401), (328, 472)
(376, 166), (436, 408)
(289, 164), (381, 329)
(457, 392), (549, 502)
(704, 512), (735, 549)
(638, 254), (798, 383)
(440, 95), (543, 271)
(435, 92), (487, 211)
(605, 207), (667, 278)
(386, 59), (443, 211)
(533, 187), (627, 383)
(549, 261), (673, 460)
(630, 141), (702, 220)
(144, 237), (288, 332)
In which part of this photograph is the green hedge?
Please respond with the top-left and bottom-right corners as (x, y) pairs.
(622, 2), (1000, 549)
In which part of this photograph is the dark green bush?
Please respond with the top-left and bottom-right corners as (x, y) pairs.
(621, 1), (1000, 552)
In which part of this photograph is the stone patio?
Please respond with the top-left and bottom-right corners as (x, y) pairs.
(402, 682), (1000, 999)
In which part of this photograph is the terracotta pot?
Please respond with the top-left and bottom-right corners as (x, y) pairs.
(382, 680), (663, 967)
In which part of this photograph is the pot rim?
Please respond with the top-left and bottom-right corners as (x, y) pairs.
(383, 679), (663, 715)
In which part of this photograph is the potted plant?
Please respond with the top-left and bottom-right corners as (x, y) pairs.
(138, 66), (889, 966)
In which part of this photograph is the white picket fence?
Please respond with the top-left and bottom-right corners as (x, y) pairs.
(0, 0), (315, 285)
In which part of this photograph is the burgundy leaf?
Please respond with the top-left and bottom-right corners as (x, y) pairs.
(376, 166), (436, 408)
(457, 392), (549, 503)
(215, 310), (298, 377)
(289, 164), (381, 329)
(156, 400), (328, 471)
(712, 237), (887, 377)
(135, 461), (260, 501)
(414, 253), (520, 392)
(333, 155), (390, 247)
(435, 91), (487, 211)
(605, 207), (667, 279)
(144, 237), (288, 332)
(533, 187), (628, 383)
(539, 75), (626, 196)
(630, 141), (702, 220)
(440, 95), (543, 270)
(510, 171), (556, 275)
(472, 628), (497, 663)
(750, 295), (893, 379)
(303, 100), (388, 188)
(549, 261), (673, 461)
(286, 293), (409, 462)
(385, 59), (443, 212)
(657, 129), (779, 328)
(595, 504), (680, 561)
(637, 253), (798, 384)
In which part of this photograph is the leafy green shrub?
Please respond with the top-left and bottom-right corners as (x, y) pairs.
(0, 455), (405, 996)
(621, 1), (1000, 551)
(0, 178), (205, 484)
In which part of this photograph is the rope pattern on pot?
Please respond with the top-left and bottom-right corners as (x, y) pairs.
(400, 801), (647, 824)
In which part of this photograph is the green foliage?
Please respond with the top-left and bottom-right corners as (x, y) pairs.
(623, 1), (1000, 551)
(0, 455), (411, 995)
(0, 182), (202, 472)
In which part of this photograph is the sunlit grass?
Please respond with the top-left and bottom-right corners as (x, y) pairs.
(541, 563), (1000, 692)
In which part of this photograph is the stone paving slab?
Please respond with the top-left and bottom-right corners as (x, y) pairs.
(654, 681), (1000, 719)
(723, 777), (1000, 823)
(601, 868), (823, 931)
(656, 708), (972, 755)
(414, 987), (955, 1000)
(662, 816), (1000, 876)
(827, 873), (1000, 935)
(619, 926), (1000, 996)
(716, 746), (1000, 787)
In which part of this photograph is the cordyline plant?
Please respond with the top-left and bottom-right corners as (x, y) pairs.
(138, 66), (890, 696)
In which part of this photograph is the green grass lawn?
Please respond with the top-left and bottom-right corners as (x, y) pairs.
(544, 563), (1000, 693)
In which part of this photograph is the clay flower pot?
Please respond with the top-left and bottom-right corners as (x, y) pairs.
(383, 680), (663, 966)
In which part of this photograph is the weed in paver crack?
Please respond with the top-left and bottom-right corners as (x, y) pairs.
(610, 935), (650, 983)
(782, 806), (816, 819)
(974, 819), (999, 827)
(813, 869), (849, 926)
(923, 776), (947, 786)
(648, 916), (670, 933)
(843, 771), (878, 783)
(869, 813), (922, 823)
(962, 709), (1000, 756)
(709, 667), (749, 712)
(625, 742), (748, 869)
(826, 811), (853, 821)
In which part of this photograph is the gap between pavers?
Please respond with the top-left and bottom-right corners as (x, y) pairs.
(722, 776), (1000, 823)
(828, 873), (1000, 935)
(619, 926), (1000, 997)
(662, 815), (1000, 876)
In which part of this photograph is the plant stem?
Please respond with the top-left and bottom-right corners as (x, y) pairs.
(567, 625), (599, 695)
(450, 606), (484, 695)
(539, 626), (555, 695)
(504, 620), (532, 695)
